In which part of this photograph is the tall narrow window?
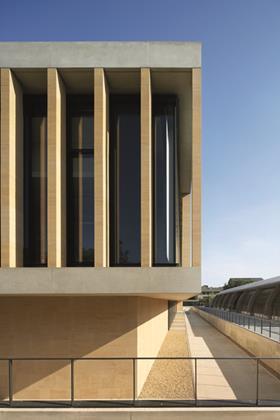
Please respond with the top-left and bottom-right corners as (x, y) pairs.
(110, 95), (141, 266)
(24, 95), (47, 266)
(67, 96), (94, 266)
(153, 96), (177, 265)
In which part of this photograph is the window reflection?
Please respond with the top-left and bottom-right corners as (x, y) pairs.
(24, 96), (47, 266)
(67, 97), (94, 266)
(153, 96), (177, 265)
(110, 95), (141, 266)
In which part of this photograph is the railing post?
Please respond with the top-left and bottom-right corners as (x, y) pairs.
(8, 359), (13, 407)
(133, 358), (136, 406)
(269, 321), (271, 338)
(256, 358), (259, 406)
(261, 318), (263, 335)
(194, 358), (198, 406)
(70, 359), (74, 406)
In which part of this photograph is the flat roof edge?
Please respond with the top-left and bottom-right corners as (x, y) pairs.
(0, 42), (201, 68)
(0, 267), (201, 297)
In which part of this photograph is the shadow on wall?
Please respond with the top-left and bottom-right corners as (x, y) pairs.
(0, 296), (167, 401)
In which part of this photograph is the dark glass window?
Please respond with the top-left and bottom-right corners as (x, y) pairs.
(153, 96), (177, 266)
(24, 95), (47, 266)
(67, 96), (94, 266)
(110, 95), (141, 266)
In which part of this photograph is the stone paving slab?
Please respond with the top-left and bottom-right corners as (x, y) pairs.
(185, 308), (280, 402)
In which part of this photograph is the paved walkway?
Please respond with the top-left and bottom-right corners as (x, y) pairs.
(185, 308), (280, 402)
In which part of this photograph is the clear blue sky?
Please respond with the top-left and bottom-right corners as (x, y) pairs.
(1, 0), (280, 286)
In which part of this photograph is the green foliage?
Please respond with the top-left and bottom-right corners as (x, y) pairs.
(223, 278), (256, 290)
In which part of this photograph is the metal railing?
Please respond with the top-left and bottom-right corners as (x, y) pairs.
(0, 356), (280, 408)
(200, 307), (280, 342)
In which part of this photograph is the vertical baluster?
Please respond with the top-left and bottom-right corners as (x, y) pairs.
(70, 359), (74, 406)
(133, 358), (136, 406)
(194, 358), (198, 406)
(256, 359), (259, 406)
(8, 359), (13, 407)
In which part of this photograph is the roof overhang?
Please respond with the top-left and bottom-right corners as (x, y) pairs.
(0, 41), (201, 69)
(0, 267), (200, 301)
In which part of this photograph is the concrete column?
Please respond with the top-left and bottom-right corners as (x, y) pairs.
(94, 68), (108, 267)
(0, 69), (23, 267)
(47, 69), (66, 267)
(182, 194), (191, 267)
(0, 76), (1, 266)
(192, 68), (201, 267)
(141, 68), (152, 267)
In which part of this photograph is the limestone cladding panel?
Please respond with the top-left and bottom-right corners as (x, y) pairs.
(94, 68), (108, 267)
(47, 69), (66, 267)
(0, 69), (2, 267)
(140, 68), (152, 267)
(191, 69), (201, 267)
(0, 69), (23, 267)
(0, 296), (168, 400)
(182, 194), (191, 267)
(136, 297), (168, 394)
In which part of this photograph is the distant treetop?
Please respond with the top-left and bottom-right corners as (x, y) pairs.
(223, 277), (263, 290)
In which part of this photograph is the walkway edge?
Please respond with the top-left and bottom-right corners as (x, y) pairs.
(194, 308), (280, 376)
(0, 407), (280, 419)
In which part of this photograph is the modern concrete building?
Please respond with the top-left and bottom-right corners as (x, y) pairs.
(0, 41), (201, 403)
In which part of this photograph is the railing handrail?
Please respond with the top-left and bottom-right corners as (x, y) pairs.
(2, 354), (280, 409)
(202, 306), (280, 321)
(198, 306), (280, 342)
(1, 356), (280, 361)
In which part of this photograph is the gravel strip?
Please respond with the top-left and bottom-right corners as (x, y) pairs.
(139, 328), (194, 400)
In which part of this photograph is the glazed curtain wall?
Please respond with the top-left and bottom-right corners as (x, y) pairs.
(109, 94), (178, 267)
(24, 95), (47, 267)
(109, 95), (141, 266)
(67, 96), (94, 266)
(23, 94), (178, 267)
(153, 96), (177, 266)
